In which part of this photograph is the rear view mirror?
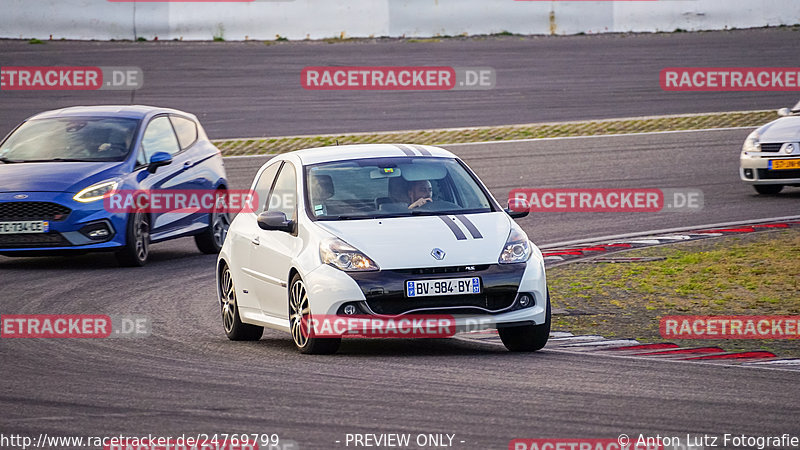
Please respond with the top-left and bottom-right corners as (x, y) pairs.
(147, 152), (173, 174)
(506, 198), (530, 219)
(257, 211), (294, 233)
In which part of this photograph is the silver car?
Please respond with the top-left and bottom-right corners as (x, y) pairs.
(740, 100), (800, 195)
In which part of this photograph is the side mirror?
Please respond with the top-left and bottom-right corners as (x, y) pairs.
(777, 108), (792, 117)
(147, 152), (173, 174)
(506, 198), (530, 219)
(257, 211), (294, 233)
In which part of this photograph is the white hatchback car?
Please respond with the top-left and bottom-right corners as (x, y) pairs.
(216, 144), (549, 354)
(740, 100), (800, 194)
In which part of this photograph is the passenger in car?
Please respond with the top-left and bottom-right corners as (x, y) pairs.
(309, 174), (335, 216)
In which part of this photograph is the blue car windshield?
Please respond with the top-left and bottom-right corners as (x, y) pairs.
(305, 157), (495, 220)
(0, 117), (139, 163)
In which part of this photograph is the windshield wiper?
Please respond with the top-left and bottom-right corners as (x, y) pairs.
(331, 215), (377, 220)
(0, 156), (13, 164)
(409, 210), (452, 216)
(5, 158), (100, 163)
(44, 158), (98, 162)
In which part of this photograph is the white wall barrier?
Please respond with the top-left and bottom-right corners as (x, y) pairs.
(2, 0), (799, 41)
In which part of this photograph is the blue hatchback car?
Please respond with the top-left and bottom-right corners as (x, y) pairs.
(0, 105), (229, 266)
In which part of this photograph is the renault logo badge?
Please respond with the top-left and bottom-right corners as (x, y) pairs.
(431, 248), (446, 260)
(13, 194), (28, 199)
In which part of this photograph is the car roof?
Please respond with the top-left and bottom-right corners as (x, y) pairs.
(27, 105), (195, 121)
(287, 144), (457, 165)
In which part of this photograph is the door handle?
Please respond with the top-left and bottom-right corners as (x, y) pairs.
(251, 236), (260, 246)
(183, 161), (193, 170)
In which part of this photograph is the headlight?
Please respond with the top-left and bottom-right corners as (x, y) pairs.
(742, 130), (760, 153)
(320, 238), (379, 271)
(73, 180), (119, 203)
(499, 225), (531, 264)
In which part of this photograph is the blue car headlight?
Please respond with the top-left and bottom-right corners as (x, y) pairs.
(73, 179), (119, 203)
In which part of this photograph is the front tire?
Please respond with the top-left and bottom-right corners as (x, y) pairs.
(219, 263), (263, 341)
(115, 210), (150, 267)
(753, 184), (783, 195)
(289, 274), (341, 354)
(499, 292), (551, 352)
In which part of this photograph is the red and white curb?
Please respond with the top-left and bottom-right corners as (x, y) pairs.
(484, 217), (800, 369)
(458, 331), (800, 370)
(539, 217), (800, 267)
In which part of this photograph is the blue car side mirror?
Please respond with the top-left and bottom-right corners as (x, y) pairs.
(147, 152), (173, 174)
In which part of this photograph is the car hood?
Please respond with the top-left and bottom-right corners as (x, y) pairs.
(315, 212), (512, 270)
(759, 116), (800, 143)
(0, 161), (127, 193)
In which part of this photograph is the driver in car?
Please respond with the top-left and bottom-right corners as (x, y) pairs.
(407, 180), (433, 209)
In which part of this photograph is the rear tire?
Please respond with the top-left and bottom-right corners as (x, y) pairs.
(219, 263), (263, 341)
(499, 291), (551, 352)
(115, 210), (150, 267)
(289, 274), (341, 354)
(753, 185), (783, 195)
(195, 190), (230, 254)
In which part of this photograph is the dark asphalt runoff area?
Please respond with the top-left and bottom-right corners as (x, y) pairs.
(1, 129), (799, 450)
(1, 27), (799, 139)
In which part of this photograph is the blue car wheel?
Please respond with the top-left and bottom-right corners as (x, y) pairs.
(115, 210), (150, 267)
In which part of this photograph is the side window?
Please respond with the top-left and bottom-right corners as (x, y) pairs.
(253, 162), (281, 214)
(136, 146), (148, 167)
(268, 162), (297, 220)
(140, 116), (180, 160)
(169, 116), (198, 150)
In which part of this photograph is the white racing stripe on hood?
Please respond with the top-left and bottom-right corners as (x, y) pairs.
(316, 212), (511, 270)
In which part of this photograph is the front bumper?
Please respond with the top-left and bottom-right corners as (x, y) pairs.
(0, 192), (126, 254)
(740, 152), (800, 185)
(303, 259), (548, 329)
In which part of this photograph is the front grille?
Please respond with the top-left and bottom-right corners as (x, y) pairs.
(348, 264), (526, 315)
(759, 143), (784, 153)
(394, 265), (490, 275)
(757, 169), (800, 180)
(0, 202), (71, 221)
(366, 293), (517, 315)
(0, 232), (71, 248)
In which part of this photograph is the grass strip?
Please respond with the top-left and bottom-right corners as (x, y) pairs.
(548, 229), (800, 358)
(212, 110), (776, 156)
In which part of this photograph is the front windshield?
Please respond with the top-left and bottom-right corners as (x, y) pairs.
(305, 157), (494, 220)
(0, 117), (139, 163)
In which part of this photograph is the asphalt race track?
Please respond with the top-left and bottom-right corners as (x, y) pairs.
(1, 28), (799, 138)
(1, 129), (799, 449)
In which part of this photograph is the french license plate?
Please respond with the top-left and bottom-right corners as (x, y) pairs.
(406, 277), (481, 297)
(769, 159), (800, 170)
(0, 221), (49, 234)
